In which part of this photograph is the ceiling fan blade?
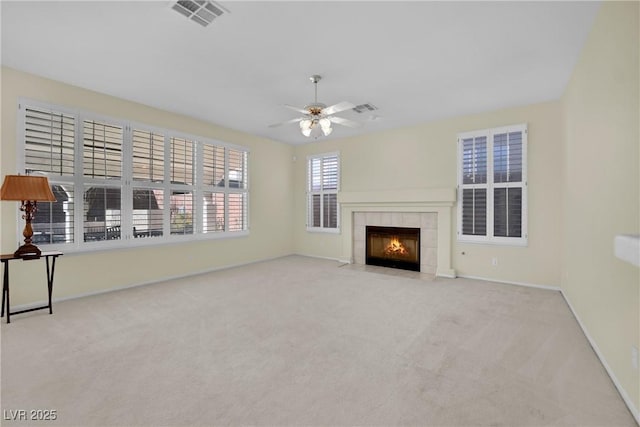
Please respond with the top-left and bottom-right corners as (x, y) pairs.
(322, 101), (355, 116)
(329, 116), (362, 128)
(268, 117), (303, 128)
(283, 104), (310, 115)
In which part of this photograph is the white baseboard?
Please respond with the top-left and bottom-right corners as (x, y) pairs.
(293, 252), (347, 264)
(560, 290), (640, 425)
(456, 274), (561, 292)
(436, 269), (457, 279)
(9, 253), (296, 312)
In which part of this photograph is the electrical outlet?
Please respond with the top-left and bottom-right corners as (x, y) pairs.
(632, 346), (638, 370)
(491, 257), (498, 266)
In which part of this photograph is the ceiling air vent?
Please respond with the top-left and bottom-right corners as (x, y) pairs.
(172, 1), (228, 27)
(352, 103), (378, 114)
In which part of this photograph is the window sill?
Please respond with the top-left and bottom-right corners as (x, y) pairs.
(33, 230), (250, 255)
(458, 236), (528, 247)
(306, 227), (341, 234)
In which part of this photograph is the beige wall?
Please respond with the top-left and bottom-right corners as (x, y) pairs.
(293, 101), (565, 288)
(562, 1), (639, 415)
(1, 67), (294, 305)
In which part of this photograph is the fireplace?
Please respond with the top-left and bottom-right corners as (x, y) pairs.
(366, 226), (420, 272)
(342, 189), (456, 277)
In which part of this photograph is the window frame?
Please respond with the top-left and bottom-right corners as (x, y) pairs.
(306, 152), (340, 233)
(457, 123), (528, 246)
(15, 98), (250, 254)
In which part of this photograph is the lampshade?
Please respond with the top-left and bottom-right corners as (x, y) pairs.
(1, 175), (56, 258)
(1, 175), (56, 202)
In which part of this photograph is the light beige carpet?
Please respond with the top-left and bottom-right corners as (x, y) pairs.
(1, 255), (636, 426)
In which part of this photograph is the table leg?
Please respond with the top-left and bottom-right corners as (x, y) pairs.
(3, 260), (10, 323)
(46, 256), (57, 315)
(1, 262), (5, 317)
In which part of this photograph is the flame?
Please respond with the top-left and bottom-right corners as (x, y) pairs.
(384, 236), (409, 256)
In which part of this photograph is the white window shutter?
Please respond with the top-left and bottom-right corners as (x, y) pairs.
(307, 153), (339, 231)
(18, 99), (250, 252)
(458, 124), (527, 245)
(24, 106), (75, 177)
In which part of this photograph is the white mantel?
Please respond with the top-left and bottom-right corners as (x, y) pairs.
(338, 188), (457, 278)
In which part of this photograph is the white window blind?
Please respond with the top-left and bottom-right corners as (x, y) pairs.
(32, 184), (75, 245)
(132, 129), (165, 239)
(457, 124), (527, 245)
(226, 149), (248, 232)
(493, 130), (524, 238)
(17, 99), (249, 253)
(228, 148), (247, 188)
(462, 136), (487, 185)
(170, 191), (194, 235)
(132, 129), (164, 183)
(24, 105), (76, 245)
(83, 120), (123, 179)
(201, 143), (224, 234)
(170, 137), (194, 185)
(83, 186), (122, 242)
(228, 193), (247, 232)
(202, 192), (225, 233)
(24, 106), (75, 177)
(307, 153), (339, 231)
(133, 188), (164, 239)
(202, 144), (225, 187)
(461, 188), (487, 236)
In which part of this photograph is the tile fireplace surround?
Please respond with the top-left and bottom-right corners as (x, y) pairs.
(338, 189), (457, 278)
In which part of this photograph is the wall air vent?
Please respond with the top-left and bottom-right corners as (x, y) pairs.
(172, 1), (228, 27)
(352, 103), (378, 114)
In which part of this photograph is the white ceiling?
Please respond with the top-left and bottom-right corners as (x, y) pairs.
(1, 1), (600, 145)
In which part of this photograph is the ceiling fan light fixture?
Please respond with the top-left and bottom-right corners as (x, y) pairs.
(319, 117), (331, 130)
(300, 119), (312, 131)
(319, 117), (332, 136)
(269, 74), (361, 140)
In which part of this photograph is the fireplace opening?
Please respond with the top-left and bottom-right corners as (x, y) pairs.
(366, 226), (420, 272)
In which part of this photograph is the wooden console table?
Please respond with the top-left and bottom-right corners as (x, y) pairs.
(1, 251), (63, 323)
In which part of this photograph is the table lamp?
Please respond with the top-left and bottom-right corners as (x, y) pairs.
(1, 175), (56, 258)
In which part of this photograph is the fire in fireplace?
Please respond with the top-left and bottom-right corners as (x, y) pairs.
(366, 226), (420, 272)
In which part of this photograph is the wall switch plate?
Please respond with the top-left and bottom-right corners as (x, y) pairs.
(632, 346), (638, 370)
(492, 257), (498, 266)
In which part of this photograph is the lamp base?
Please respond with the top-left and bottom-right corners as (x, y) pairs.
(14, 243), (42, 259)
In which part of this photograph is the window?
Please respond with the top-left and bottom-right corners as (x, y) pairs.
(132, 129), (165, 239)
(24, 106), (76, 244)
(457, 124), (527, 245)
(307, 153), (339, 231)
(18, 99), (249, 252)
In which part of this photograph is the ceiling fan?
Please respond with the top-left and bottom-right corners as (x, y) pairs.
(269, 75), (361, 139)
